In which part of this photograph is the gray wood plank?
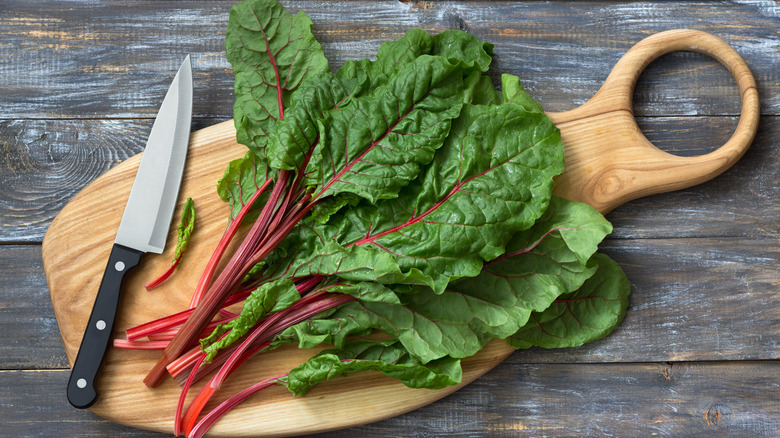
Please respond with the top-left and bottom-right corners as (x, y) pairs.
(3, 236), (776, 370)
(3, 361), (778, 437)
(0, 118), (227, 243)
(0, 245), (68, 369)
(0, 1), (777, 118)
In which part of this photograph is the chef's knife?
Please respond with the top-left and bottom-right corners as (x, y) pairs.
(67, 56), (193, 409)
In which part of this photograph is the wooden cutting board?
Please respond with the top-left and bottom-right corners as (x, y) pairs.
(42, 30), (758, 437)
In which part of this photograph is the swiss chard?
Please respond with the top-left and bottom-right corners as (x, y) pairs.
(124, 1), (633, 434)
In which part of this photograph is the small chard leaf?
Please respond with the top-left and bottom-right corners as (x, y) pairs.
(305, 55), (465, 204)
(501, 74), (544, 113)
(507, 253), (631, 349)
(281, 340), (462, 396)
(216, 151), (273, 223)
(174, 197), (196, 262)
(451, 196), (612, 313)
(300, 102), (565, 293)
(144, 198), (196, 290)
(226, 0), (329, 156)
(200, 277), (299, 362)
(431, 29), (494, 75)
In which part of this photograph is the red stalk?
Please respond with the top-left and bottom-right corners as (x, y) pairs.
(144, 257), (181, 291)
(113, 339), (169, 350)
(187, 375), (283, 438)
(167, 277), (323, 382)
(127, 289), (251, 341)
(174, 352), (207, 436)
(189, 179), (272, 307)
(180, 293), (354, 431)
(145, 172), (292, 387)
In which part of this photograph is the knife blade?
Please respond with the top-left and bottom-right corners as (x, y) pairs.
(67, 56), (193, 409)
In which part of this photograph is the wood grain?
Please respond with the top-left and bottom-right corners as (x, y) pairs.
(1, 1), (778, 119)
(3, 362), (778, 438)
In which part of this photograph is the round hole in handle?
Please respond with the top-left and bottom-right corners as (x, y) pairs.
(633, 50), (741, 157)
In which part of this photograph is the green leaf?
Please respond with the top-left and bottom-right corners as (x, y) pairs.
(299, 102), (565, 293)
(266, 72), (359, 173)
(318, 197), (612, 363)
(431, 29), (494, 74)
(463, 71), (501, 105)
(451, 196), (612, 314)
(272, 313), (371, 350)
(507, 253), (631, 349)
(216, 151), (272, 223)
(290, 240), (436, 290)
(501, 74), (544, 113)
(339, 285), (522, 363)
(173, 197), (196, 262)
(281, 340), (462, 396)
(226, 0), (329, 156)
(305, 55), (465, 204)
(200, 277), (299, 362)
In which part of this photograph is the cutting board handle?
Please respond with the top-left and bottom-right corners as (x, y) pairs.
(548, 29), (760, 213)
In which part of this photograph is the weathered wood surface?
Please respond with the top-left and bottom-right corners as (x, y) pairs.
(2, 362), (778, 437)
(0, 0), (778, 437)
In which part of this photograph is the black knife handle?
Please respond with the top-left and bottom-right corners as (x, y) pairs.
(67, 243), (143, 409)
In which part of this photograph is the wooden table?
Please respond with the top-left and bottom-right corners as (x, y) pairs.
(1, 1), (778, 436)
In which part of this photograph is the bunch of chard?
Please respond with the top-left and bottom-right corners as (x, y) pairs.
(116, 0), (632, 436)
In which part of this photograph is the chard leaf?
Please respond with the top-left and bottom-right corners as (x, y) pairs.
(266, 281), (399, 351)
(216, 151), (272, 222)
(502, 74), (544, 113)
(298, 102), (565, 293)
(451, 195), (612, 314)
(305, 55), (465, 204)
(319, 280), (401, 304)
(272, 311), (371, 350)
(431, 29), (494, 74)
(200, 277), (299, 362)
(290, 240), (436, 290)
(338, 286), (522, 363)
(507, 253), (631, 349)
(281, 340), (462, 396)
(463, 71), (500, 105)
(315, 197), (612, 363)
(226, 0), (329, 156)
(266, 72), (359, 173)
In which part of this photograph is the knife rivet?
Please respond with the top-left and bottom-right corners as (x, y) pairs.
(76, 378), (87, 389)
(115, 261), (126, 272)
(96, 320), (107, 331)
